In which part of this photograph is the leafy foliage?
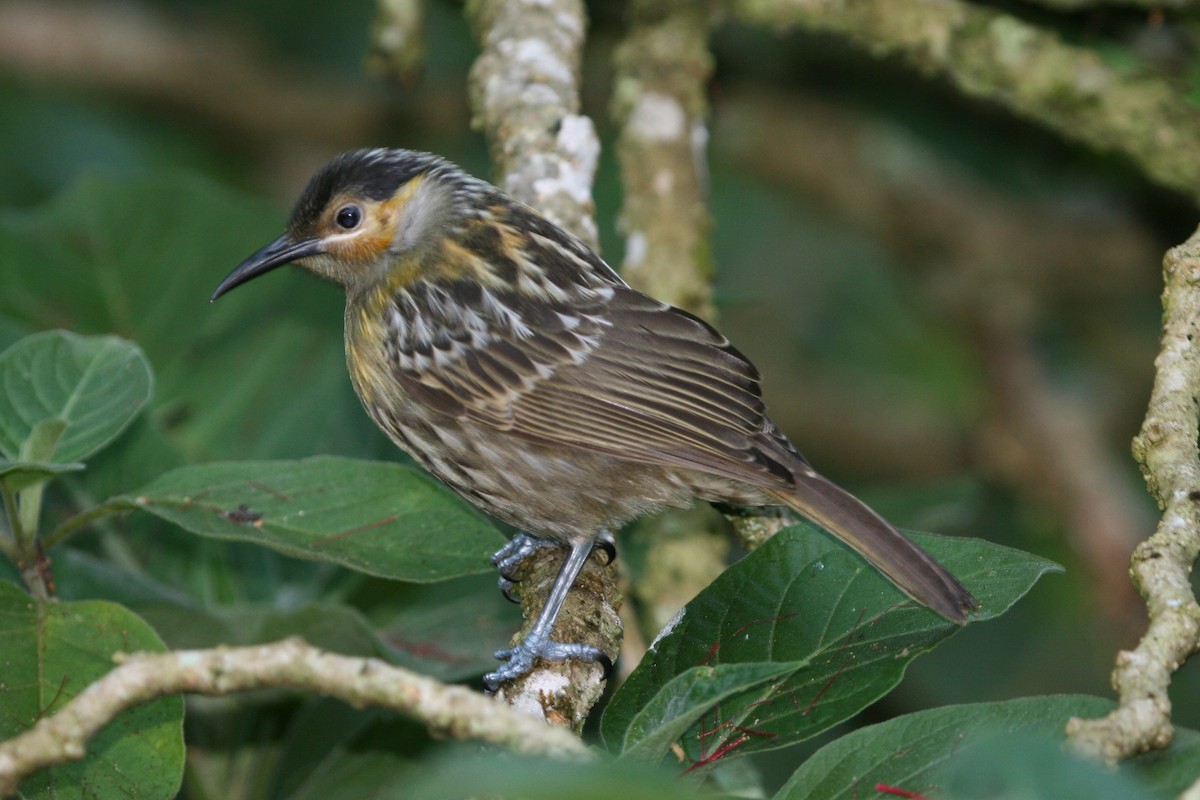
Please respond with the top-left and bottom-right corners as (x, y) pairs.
(774, 695), (1199, 800)
(0, 151), (1182, 797)
(603, 525), (1059, 766)
(0, 581), (184, 799)
(0, 330), (152, 465)
(0, 323), (508, 796)
(124, 457), (502, 582)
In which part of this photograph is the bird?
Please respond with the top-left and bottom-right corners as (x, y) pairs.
(211, 148), (977, 691)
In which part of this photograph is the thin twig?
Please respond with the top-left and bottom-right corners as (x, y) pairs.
(40, 497), (132, 550)
(1066, 227), (1200, 762)
(0, 638), (589, 796)
(727, 0), (1200, 205)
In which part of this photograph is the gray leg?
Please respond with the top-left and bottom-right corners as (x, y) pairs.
(484, 537), (611, 692)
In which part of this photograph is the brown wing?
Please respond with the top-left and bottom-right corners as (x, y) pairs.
(387, 275), (796, 490)
(384, 236), (977, 623)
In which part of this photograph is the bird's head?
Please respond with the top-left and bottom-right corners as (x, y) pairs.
(212, 148), (478, 301)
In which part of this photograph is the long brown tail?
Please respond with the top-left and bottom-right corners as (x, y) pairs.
(767, 473), (977, 622)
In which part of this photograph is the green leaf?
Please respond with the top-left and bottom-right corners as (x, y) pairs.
(0, 330), (152, 464)
(1137, 725), (1200, 797)
(406, 751), (700, 800)
(122, 456), (504, 582)
(284, 749), (414, 800)
(0, 175), (393, 465)
(0, 581), (184, 799)
(129, 601), (381, 658)
(602, 524), (1059, 766)
(939, 732), (1159, 800)
(0, 458), (84, 491)
(60, 548), (512, 681)
(363, 573), (522, 681)
(614, 661), (801, 763)
(774, 696), (1177, 800)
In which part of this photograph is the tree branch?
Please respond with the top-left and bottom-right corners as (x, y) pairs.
(0, 638), (589, 796)
(463, 0), (617, 729)
(368, 0), (425, 84)
(612, 0), (716, 320)
(1066, 228), (1200, 762)
(727, 0), (1200, 205)
(465, 0), (601, 249)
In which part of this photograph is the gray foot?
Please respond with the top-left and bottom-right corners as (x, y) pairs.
(484, 535), (616, 692)
(492, 532), (557, 603)
(484, 637), (612, 692)
(492, 531), (617, 603)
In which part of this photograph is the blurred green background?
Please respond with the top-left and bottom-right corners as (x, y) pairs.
(2, 0), (1196, 792)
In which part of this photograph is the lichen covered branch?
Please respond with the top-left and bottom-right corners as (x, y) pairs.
(465, 0), (600, 248)
(728, 0), (1200, 205)
(0, 638), (589, 796)
(463, 0), (617, 728)
(612, 0), (715, 319)
(1066, 229), (1200, 762)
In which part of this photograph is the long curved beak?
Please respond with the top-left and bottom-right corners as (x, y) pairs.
(211, 235), (324, 302)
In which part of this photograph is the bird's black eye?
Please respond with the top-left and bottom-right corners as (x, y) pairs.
(335, 204), (362, 230)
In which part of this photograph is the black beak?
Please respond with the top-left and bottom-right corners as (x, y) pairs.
(210, 235), (324, 302)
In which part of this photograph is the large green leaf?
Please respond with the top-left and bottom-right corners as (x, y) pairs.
(774, 695), (1197, 800)
(0, 331), (151, 464)
(0, 174), (392, 465)
(57, 546), (512, 681)
(612, 661), (802, 763)
(0, 581), (184, 799)
(362, 573), (524, 681)
(602, 524), (1059, 767)
(120, 456), (503, 582)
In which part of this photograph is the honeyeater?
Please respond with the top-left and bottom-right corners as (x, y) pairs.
(212, 148), (977, 691)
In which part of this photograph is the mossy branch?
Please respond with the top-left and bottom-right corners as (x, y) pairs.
(0, 638), (589, 796)
(728, 0), (1200, 205)
(1066, 228), (1200, 762)
(465, 0), (600, 249)
(612, 0), (716, 320)
(463, 0), (616, 729)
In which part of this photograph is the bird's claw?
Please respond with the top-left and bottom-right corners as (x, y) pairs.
(492, 533), (555, 602)
(492, 531), (616, 602)
(593, 528), (617, 566)
(484, 640), (612, 693)
(485, 531), (619, 691)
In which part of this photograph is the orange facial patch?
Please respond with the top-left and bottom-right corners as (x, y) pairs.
(320, 176), (429, 266)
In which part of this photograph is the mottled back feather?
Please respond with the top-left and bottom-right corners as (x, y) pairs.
(381, 209), (797, 492)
